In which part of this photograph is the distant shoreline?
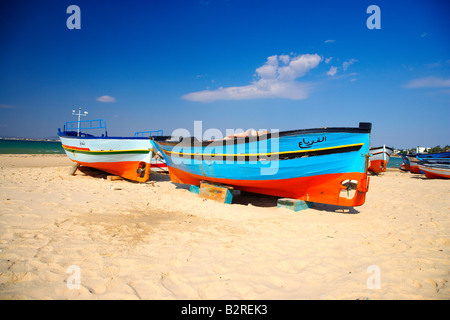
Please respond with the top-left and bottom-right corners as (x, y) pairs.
(0, 137), (60, 142)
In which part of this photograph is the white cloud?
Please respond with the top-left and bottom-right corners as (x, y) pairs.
(325, 57), (333, 64)
(327, 66), (337, 76)
(404, 76), (450, 88)
(255, 55), (279, 79)
(279, 55), (290, 64)
(182, 53), (322, 102)
(342, 59), (357, 71)
(324, 40), (335, 44)
(96, 95), (116, 102)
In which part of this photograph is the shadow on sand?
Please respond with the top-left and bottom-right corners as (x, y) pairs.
(151, 173), (361, 213)
(77, 169), (360, 213)
(311, 203), (360, 214)
(77, 166), (108, 179)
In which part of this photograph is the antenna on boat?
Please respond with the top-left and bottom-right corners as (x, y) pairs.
(72, 108), (88, 136)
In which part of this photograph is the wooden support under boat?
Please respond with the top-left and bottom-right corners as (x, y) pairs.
(277, 198), (313, 212)
(190, 181), (234, 204)
(200, 181), (234, 204)
(68, 162), (80, 175)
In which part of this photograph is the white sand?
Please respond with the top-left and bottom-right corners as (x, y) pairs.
(0, 154), (449, 300)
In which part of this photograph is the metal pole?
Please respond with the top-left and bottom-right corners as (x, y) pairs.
(77, 108), (81, 136)
(72, 108), (88, 136)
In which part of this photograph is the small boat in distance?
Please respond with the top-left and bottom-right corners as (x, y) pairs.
(58, 110), (166, 182)
(417, 155), (450, 179)
(399, 154), (410, 171)
(407, 154), (422, 173)
(152, 122), (372, 207)
(408, 151), (450, 174)
(368, 145), (393, 173)
(418, 163), (450, 179)
(417, 151), (450, 159)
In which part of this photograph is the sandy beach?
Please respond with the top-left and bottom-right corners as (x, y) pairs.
(0, 154), (448, 300)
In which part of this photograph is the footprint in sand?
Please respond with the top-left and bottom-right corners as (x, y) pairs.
(0, 271), (38, 284)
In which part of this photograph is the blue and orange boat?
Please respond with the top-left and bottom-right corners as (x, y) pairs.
(417, 155), (450, 178)
(152, 122), (372, 207)
(407, 151), (450, 173)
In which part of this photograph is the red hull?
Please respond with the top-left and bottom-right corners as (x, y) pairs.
(168, 166), (370, 207)
(368, 159), (388, 173)
(423, 171), (448, 179)
(73, 160), (150, 182)
(409, 164), (422, 174)
(400, 163), (410, 171)
(420, 167), (450, 179)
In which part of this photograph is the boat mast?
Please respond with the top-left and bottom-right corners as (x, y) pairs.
(72, 108), (88, 136)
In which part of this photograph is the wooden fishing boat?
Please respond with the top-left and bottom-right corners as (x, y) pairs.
(407, 154), (422, 173)
(399, 154), (410, 171)
(368, 145), (393, 173)
(418, 163), (450, 179)
(58, 118), (166, 182)
(152, 122), (372, 207)
(408, 151), (450, 174)
(418, 151), (450, 159)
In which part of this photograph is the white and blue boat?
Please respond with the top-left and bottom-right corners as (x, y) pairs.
(58, 116), (167, 182)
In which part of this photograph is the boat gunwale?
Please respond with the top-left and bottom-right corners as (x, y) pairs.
(370, 146), (394, 152)
(58, 133), (152, 140)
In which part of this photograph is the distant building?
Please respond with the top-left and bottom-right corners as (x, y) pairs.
(416, 147), (431, 153)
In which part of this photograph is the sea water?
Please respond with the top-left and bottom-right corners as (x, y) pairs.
(0, 140), (64, 154)
(387, 157), (403, 168)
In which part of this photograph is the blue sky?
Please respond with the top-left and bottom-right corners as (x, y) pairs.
(0, 0), (449, 148)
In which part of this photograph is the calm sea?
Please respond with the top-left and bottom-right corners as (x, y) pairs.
(387, 157), (403, 168)
(0, 140), (64, 154)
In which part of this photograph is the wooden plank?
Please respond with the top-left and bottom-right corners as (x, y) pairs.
(189, 185), (200, 194)
(277, 198), (313, 212)
(198, 181), (233, 204)
(68, 162), (80, 175)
